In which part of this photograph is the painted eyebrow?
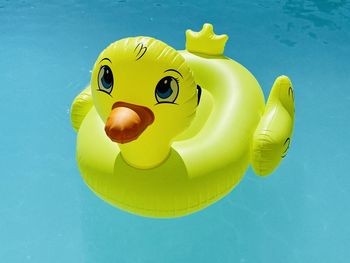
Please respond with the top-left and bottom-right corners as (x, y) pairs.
(99, 58), (112, 64)
(164, 69), (183, 78)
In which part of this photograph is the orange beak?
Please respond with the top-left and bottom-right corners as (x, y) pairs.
(104, 102), (155, 144)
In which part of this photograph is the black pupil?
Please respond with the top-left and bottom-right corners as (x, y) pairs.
(156, 76), (174, 99)
(102, 66), (113, 87)
(158, 78), (171, 92)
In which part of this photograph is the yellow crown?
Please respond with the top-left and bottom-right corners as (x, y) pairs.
(186, 23), (228, 56)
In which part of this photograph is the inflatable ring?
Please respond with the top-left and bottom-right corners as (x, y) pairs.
(70, 24), (295, 218)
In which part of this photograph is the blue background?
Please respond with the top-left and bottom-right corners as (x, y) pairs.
(1, 0), (349, 262)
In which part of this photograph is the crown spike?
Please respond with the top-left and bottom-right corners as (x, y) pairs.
(186, 23), (228, 56)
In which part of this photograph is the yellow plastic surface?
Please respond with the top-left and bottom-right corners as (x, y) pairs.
(71, 24), (295, 218)
(251, 76), (295, 175)
(186, 23), (228, 56)
(90, 37), (198, 169)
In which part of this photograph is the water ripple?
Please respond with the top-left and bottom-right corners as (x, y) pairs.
(272, 0), (350, 46)
(283, 0), (349, 30)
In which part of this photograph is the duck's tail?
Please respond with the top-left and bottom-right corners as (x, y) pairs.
(70, 86), (93, 132)
(251, 76), (295, 176)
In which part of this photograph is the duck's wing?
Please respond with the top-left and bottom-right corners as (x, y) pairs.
(251, 76), (295, 176)
(70, 86), (93, 132)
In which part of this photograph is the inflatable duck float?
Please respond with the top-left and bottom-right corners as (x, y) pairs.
(70, 24), (295, 218)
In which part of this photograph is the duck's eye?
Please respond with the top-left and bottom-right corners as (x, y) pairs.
(98, 65), (114, 94)
(155, 76), (179, 103)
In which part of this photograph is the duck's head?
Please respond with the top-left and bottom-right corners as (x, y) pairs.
(91, 37), (200, 169)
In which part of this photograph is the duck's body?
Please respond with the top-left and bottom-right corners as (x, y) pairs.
(71, 24), (294, 217)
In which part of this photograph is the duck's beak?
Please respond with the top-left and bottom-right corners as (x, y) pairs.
(105, 102), (155, 144)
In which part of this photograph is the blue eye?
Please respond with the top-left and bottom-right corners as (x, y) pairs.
(155, 76), (179, 103)
(98, 65), (114, 94)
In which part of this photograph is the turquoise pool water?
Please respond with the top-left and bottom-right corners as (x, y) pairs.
(1, 0), (349, 262)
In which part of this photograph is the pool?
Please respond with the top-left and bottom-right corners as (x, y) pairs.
(1, 0), (349, 262)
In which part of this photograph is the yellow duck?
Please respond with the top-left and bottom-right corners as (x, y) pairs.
(71, 24), (295, 218)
